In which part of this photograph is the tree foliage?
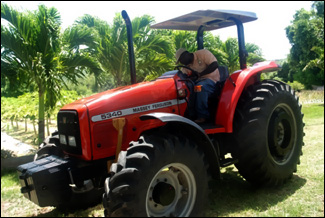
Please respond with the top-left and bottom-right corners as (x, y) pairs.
(1, 3), (97, 143)
(285, 1), (324, 89)
(1, 4), (266, 141)
(75, 13), (174, 88)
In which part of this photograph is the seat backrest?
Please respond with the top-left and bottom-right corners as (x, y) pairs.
(218, 65), (229, 83)
(207, 65), (229, 121)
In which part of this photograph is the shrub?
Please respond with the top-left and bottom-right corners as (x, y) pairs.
(1, 149), (16, 159)
(287, 81), (305, 91)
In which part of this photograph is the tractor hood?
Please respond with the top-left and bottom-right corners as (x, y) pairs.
(60, 78), (178, 122)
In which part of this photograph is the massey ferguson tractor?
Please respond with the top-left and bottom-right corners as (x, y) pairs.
(17, 10), (304, 217)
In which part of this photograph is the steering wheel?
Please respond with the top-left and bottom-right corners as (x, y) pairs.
(174, 65), (199, 81)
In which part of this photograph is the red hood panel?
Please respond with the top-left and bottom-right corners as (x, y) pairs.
(61, 78), (177, 119)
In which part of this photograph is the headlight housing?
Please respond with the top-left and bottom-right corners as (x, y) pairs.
(60, 134), (67, 145)
(68, 136), (76, 147)
(58, 110), (82, 155)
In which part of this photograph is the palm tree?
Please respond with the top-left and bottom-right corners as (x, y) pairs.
(173, 30), (197, 52)
(1, 3), (97, 143)
(246, 42), (265, 66)
(76, 13), (174, 87)
(1, 3), (60, 143)
(221, 38), (265, 73)
(222, 38), (240, 73)
(132, 15), (174, 82)
(1, 46), (30, 96)
(203, 32), (229, 66)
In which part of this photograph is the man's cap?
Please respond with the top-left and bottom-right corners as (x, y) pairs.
(175, 48), (187, 64)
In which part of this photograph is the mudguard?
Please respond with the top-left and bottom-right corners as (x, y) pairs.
(140, 112), (221, 179)
(216, 61), (281, 132)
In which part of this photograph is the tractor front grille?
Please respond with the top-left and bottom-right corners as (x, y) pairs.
(57, 110), (82, 155)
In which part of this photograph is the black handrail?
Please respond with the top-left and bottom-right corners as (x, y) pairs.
(229, 17), (248, 70)
(197, 25), (205, 50)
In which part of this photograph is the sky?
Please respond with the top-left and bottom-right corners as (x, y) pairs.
(2, 1), (313, 61)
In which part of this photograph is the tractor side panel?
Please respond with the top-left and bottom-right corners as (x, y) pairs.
(88, 79), (180, 160)
(215, 61), (280, 132)
(60, 78), (182, 161)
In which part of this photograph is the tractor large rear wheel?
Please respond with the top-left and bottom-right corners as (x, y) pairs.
(232, 80), (304, 186)
(103, 132), (210, 217)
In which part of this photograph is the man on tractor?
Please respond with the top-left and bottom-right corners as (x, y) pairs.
(175, 48), (220, 123)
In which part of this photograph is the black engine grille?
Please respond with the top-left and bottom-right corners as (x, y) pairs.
(57, 110), (82, 155)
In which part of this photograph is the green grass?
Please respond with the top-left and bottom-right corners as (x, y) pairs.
(1, 169), (46, 217)
(1, 103), (324, 217)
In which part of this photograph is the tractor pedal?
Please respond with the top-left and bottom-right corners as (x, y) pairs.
(220, 158), (238, 167)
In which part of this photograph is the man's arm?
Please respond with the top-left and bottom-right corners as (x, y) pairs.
(200, 61), (219, 76)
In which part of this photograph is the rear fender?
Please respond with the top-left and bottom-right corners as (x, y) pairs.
(216, 61), (281, 132)
(140, 112), (221, 179)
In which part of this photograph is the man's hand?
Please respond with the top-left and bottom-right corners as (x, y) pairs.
(181, 68), (191, 76)
(183, 69), (199, 77)
(191, 70), (199, 77)
(180, 66), (199, 80)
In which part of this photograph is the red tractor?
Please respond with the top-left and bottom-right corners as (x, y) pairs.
(17, 10), (304, 217)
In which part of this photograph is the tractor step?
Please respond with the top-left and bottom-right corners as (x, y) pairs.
(220, 158), (238, 167)
(198, 122), (226, 134)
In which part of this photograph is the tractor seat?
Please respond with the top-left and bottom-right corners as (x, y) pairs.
(218, 65), (229, 83)
(207, 65), (229, 122)
(214, 65), (229, 95)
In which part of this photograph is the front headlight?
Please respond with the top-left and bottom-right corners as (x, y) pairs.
(60, 134), (67, 145)
(68, 136), (76, 147)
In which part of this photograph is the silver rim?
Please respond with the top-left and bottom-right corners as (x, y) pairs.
(146, 163), (196, 217)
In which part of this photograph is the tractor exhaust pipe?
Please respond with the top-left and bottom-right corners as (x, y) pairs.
(121, 10), (136, 84)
